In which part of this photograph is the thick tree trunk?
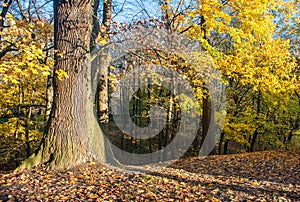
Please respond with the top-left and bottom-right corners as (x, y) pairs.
(17, 0), (110, 171)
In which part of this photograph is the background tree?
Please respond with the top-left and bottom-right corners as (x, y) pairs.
(97, 0), (112, 124)
(0, 0), (53, 169)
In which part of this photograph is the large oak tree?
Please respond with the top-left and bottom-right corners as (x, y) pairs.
(17, 0), (113, 170)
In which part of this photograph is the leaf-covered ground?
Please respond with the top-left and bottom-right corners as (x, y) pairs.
(0, 151), (299, 201)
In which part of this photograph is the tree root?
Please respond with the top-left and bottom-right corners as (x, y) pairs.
(14, 150), (43, 172)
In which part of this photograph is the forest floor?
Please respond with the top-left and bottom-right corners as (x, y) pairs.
(0, 150), (299, 201)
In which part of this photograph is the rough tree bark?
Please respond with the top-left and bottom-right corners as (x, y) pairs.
(97, 0), (112, 124)
(17, 0), (111, 171)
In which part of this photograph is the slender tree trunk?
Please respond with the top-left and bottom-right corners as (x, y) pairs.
(288, 91), (300, 144)
(200, 92), (213, 155)
(199, 14), (214, 155)
(24, 106), (32, 157)
(250, 130), (258, 152)
(17, 0), (112, 171)
(24, 90), (35, 157)
(97, 0), (112, 124)
(45, 74), (53, 122)
(249, 91), (261, 152)
(90, 0), (100, 51)
(170, 75), (176, 159)
(97, 53), (109, 124)
(91, 0), (109, 125)
(163, 92), (172, 160)
(147, 83), (153, 153)
(223, 140), (229, 155)
(287, 130), (293, 143)
(218, 132), (224, 155)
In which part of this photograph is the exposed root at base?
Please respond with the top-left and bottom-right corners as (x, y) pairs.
(14, 151), (44, 172)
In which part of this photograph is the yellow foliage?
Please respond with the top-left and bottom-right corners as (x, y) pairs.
(0, 14), (52, 165)
(174, 0), (298, 94)
(0, 14), (53, 85)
